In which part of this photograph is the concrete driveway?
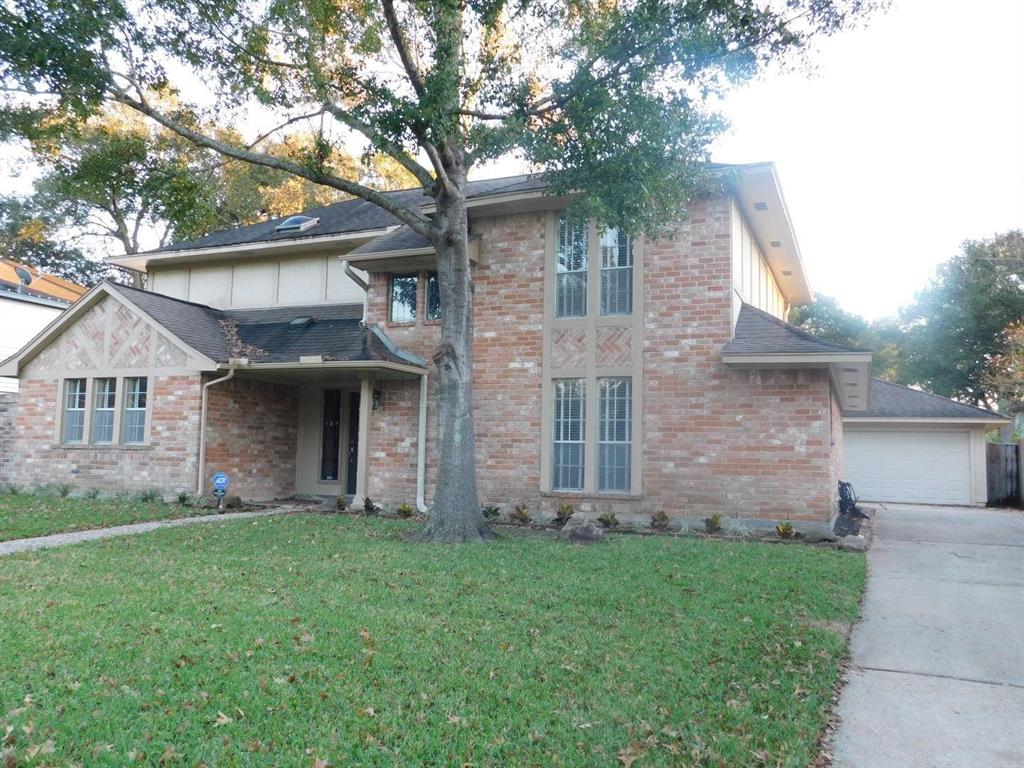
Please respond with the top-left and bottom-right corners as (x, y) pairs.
(831, 503), (1024, 767)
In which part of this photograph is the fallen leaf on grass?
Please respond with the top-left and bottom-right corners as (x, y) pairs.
(213, 711), (233, 727)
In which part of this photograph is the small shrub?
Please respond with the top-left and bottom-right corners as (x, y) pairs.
(362, 497), (378, 515)
(481, 506), (500, 521)
(650, 509), (670, 531)
(703, 513), (723, 534)
(56, 483), (72, 498)
(84, 488), (101, 500)
(776, 521), (795, 539)
(597, 511), (619, 528)
(509, 504), (531, 525)
(176, 491), (192, 506)
(397, 502), (415, 518)
(336, 496), (349, 512)
(138, 489), (161, 503)
(724, 519), (750, 537)
(554, 503), (575, 528)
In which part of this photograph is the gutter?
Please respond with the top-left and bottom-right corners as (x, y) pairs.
(340, 259), (369, 323)
(416, 372), (429, 514)
(196, 363), (241, 497)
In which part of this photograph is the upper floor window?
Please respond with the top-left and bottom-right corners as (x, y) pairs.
(122, 377), (148, 444)
(556, 214), (588, 318)
(389, 273), (418, 323)
(426, 272), (442, 320)
(600, 228), (633, 316)
(63, 378), (86, 443)
(91, 378), (117, 444)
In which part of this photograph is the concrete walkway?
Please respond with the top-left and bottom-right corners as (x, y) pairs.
(0, 507), (296, 556)
(831, 503), (1024, 768)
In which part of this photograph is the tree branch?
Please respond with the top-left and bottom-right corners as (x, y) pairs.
(110, 87), (435, 237)
(380, 0), (428, 99)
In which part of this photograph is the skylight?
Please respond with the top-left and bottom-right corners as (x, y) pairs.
(275, 215), (320, 232)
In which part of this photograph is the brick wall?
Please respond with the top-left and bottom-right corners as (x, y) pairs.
(364, 198), (839, 521)
(11, 374), (202, 495)
(0, 392), (16, 484)
(203, 376), (299, 500)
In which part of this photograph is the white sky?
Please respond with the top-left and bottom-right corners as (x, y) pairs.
(2, 0), (1021, 320)
(710, 0), (1024, 319)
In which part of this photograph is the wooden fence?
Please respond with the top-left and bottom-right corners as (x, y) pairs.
(986, 442), (1021, 507)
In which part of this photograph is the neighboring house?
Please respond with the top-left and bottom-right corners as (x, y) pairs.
(842, 379), (1007, 506)
(0, 259), (86, 393)
(1, 164), (894, 519)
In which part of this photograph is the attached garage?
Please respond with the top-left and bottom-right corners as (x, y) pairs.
(842, 380), (1008, 506)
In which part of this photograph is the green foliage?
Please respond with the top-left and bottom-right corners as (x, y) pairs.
(776, 521), (795, 539)
(597, 510), (618, 528)
(336, 495), (349, 512)
(54, 483), (72, 498)
(84, 488), (101, 500)
(650, 509), (670, 531)
(704, 514), (723, 534)
(396, 502), (415, 518)
(361, 497), (378, 515)
(0, 514), (866, 765)
(509, 504), (531, 525)
(900, 232), (1024, 407)
(481, 505), (500, 521)
(137, 489), (162, 503)
(554, 503), (575, 527)
(176, 491), (192, 506)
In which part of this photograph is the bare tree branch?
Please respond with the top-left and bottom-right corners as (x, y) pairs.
(380, 0), (428, 99)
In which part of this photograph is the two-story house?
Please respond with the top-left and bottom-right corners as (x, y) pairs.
(0, 163), (877, 521)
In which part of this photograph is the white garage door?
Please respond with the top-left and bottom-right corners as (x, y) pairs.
(844, 429), (972, 505)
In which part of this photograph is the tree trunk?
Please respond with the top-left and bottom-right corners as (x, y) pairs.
(417, 161), (495, 542)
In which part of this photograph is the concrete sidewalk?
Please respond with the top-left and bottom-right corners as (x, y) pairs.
(830, 503), (1024, 768)
(0, 507), (296, 556)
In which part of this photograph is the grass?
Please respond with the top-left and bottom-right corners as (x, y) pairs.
(0, 515), (865, 767)
(0, 490), (201, 542)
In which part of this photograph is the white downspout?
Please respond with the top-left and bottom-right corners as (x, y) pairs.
(341, 260), (369, 324)
(416, 371), (429, 514)
(196, 366), (237, 497)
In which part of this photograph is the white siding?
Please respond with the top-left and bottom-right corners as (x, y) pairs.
(0, 296), (65, 392)
(149, 254), (365, 309)
(731, 201), (787, 322)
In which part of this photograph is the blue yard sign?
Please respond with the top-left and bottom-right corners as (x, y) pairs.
(211, 471), (230, 498)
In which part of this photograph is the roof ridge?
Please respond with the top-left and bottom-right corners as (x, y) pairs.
(871, 378), (1004, 419)
(740, 303), (869, 353)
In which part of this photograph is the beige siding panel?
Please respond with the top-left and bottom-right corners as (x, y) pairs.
(278, 256), (326, 305)
(150, 269), (189, 300)
(230, 262), (278, 307)
(730, 203), (785, 321)
(326, 259), (367, 304)
(187, 265), (233, 307)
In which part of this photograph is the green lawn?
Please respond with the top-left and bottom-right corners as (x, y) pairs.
(0, 492), (201, 542)
(0, 515), (865, 767)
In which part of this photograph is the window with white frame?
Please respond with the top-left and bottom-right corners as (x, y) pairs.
(91, 377), (117, 444)
(63, 378), (87, 443)
(122, 377), (148, 444)
(600, 227), (633, 315)
(556, 214), (588, 318)
(598, 377), (632, 492)
(552, 379), (586, 490)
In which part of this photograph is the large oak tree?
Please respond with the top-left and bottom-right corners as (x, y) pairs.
(0, 0), (874, 540)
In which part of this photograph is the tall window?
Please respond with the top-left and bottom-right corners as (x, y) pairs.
(556, 214), (588, 317)
(91, 377), (116, 444)
(426, 272), (442, 320)
(389, 273), (418, 322)
(122, 377), (148, 444)
(598, 377), (632, 492)
(600, 227), (633, 315)
(63, 378), (86, 443)
(552, 379), (586, 490)
(320, 389), (341, 481)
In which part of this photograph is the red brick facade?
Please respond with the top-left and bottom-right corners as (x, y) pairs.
(364, 198), (840, 520)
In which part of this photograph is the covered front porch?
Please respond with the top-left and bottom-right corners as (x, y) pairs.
(200, 359), (428, 509)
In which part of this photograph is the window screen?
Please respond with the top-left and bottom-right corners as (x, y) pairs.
(598, 377), (631, 492)
(63, 378), (86, 443)
(553, 379), (586, 490)
(91, 377), (116, 444)
(556, 214), (588, 318)
(600, 227), (633, 315)
(123, 377), (147, 444)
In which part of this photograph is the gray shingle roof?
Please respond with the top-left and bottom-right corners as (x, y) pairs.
(108, 283), (417, 367)
(723, 304), (869, 355)
(852, 379), (1007, 420)
(349, 225), (431, 256)
(151, 174), (547, 255)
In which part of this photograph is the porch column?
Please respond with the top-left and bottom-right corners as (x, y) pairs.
(354, 374), (373, 506)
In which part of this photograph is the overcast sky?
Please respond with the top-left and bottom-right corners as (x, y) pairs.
(710, 0), (1024, 320)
